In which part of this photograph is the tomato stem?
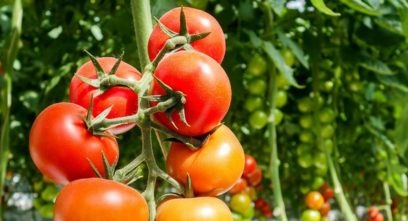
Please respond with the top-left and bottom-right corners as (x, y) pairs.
(266, 56), (288, 221)
(131, 0), (152, 70)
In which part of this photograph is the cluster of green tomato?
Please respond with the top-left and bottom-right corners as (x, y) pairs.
(243, 52), (287, 130)
(32, 178), (59, 219)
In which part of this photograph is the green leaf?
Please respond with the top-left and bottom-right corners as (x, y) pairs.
(387, 168), (408, 196)
(310, 0), (340, 16)
(340, 0), (382, 16)
(267, 0), (286, 16)
(400, 7), (408, 40)
(377, 74), (408, 93)
(359, 57), (394, 75)
(263, 41), (301, 88)
(277, 30), (309, 69)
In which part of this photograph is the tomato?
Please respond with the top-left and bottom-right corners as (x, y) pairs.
(241, 204), (255, 219)
(299, 130), (314, 143)
(148, 7), (225, 63)
(151, 51), (231, 137)
(54, 178), (148, 221)
(281, 48), (295, 67)
(247, 53), (267, 76)
(298, 97), (314, 113)
(228, 178), (248, 194)
(297, 152), (313, 168)
(249, 110), (268, 129)
(230, 192), (252, 214)
(319, 201), (331, 216)
(313, 153), (327, 170)
(367, 206), (384, 221)
(247, 78), (267, 95)
(244, 186), (257, 200)
(304, 191), (324, 210)
(311, 177), (325, 190)
(244, 96), (263, 112)
(318, 107), (335, 123)
(166, 125), (245, 196)
(243, 154), (257, 178)
(246, 167), (263, 186)
(319, 183), (334, 201)
(69, 57), (141, 134)
(299, 115), (313, 129)
(275, 90), (287, 108)
(321, 124), (334, 139)
(29, 102), (119, 185)
(156, 196), (232, 221)
(300, 209), (321, 221)
(273, 108), (284, 125)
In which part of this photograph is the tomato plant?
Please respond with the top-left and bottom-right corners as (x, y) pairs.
(156, 196), (232, 221)
(29, 102), (119, 184)
(151, 50), (231, 136)
(69, 57), (141, 134)
(148, 7), (225, 63)
(54, 178), (148, 221)
(166, 125), (245, 196)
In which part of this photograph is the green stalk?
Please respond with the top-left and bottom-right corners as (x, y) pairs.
(131, 0), (152, 69)
(0, 0), (22, 219)
(383, 182), (394, 221)
(267, 68), (288, 221)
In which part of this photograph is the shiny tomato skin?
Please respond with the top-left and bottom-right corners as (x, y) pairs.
(69, 57), (141, 134)
(148, 7), (225, 63)
(305, 191), (324, 210)
(166, 125), (244, 196)
(54, 178), (148, 221)
(29, 102), (119, 185)
(151, 51), (231, 137)
(156, 196), (233, 221)
(228, 178), (248, 195)
(243, 154), (257, 178)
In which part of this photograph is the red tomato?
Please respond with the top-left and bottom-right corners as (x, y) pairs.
(228, 178), (248, 195)
(69, 57), (141, 134)
(246, 167), (263, 186)
(156, 196), (232, 221)
(243, 154), (257, 178)
(368, 206), (380, 218)
(148, 7), (225, 63)
(54, 178), (148, 221)
(304, 191), (324, 210)
(166, 125), (244, 196)
(319, 202), (331, 216)
(29, 102), (119, 185)
(151, 51), (231, 137)
(319, 183), (334, 201)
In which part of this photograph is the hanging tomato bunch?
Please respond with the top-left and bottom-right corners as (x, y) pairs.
(28, 6), (246, 221)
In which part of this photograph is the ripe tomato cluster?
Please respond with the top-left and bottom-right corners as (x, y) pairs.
(365, 207), (384, 221)
(301, 183), (334, 221)
(28, 6), (245, 221)
(226, 154), (272, 220)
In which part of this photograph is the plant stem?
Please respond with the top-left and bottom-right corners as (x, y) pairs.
(267, 66), (288, 221)
(383, 182), (394, 221)
(131, 0), (152, 70)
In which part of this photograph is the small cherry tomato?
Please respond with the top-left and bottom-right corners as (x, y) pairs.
(243, 154), (257, 178)
(301, 209), (321, 221)
(249, 110), (269, 129)
(228, 178), (248, 195)
(230, 192), (252, 214)
(246, 167), (263, 186)
(247, 53), (267, 76)
(319, 202), (331, 216)
(305, 191), (324, 210)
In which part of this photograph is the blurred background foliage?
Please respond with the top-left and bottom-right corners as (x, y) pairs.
(2, 0), (408, 220)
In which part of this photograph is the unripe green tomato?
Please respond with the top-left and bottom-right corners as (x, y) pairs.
(275, 90), (287, 108)
(41, 185), (59, 202)
(299, 131), (314, 143)
(299, 115), (313, 129)
(241, 204), (255, 219)
(281, 48), (295, 67)
(230, 192), (252, 214)
(244, 96), (263, 112)
(247, 53), (267, 77)
(276, 73), (289, 89)
(298, 97), (314, 113)
(349, 81), (362, 92)
(38, 203), (54, 218)
(313, 152), (327, 170)
(311, 177), (325, 190)
(232, 213), (244, 221)
(319, 80), (334, 92)
(314, 164), (328, 177)
(249, 110), (268, 129)
(272, 108), (283, 125)
(320, 124), (334, 139)
(296, 144), (312, 156)
(298, 152), (313, 168)
(318, 139), (333, 154)
(301, 209), (321, 221)
(319, 107), (335, 123)
(247, 78), (267, 95)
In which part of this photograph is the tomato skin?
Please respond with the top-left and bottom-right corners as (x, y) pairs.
(156, 196), (233, 221)
(246, 167), (263, 186)
(54, 178), (148, 221)
(69, 57), (141, 134)
(228, 178), (248, 195)
(148, 7), (225, 63)
(230, 192), (252, 213)
(301, 209), (321, 221)
(29, 102), (119, 185)
(166, 125), (244, 196)
(319, 202), (331, 216)
(151, 51), (231, 137)
(305, 191), (324, 210)
(243, 154), (257, 178)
